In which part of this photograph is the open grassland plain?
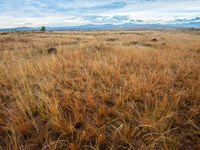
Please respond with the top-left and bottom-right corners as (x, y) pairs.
(0, 30), (200, 150)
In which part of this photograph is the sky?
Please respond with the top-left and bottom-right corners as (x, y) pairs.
(0, 0), (200, 28)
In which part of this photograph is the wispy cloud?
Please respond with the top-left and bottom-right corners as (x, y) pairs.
(79, 2), (127, 13)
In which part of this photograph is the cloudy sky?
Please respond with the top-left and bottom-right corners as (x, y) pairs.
(0, 0), (200, 28)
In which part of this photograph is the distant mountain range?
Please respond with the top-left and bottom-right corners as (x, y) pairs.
(0, 22), (200, 31)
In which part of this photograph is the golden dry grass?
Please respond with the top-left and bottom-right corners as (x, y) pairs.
(0, 30), (200, 150)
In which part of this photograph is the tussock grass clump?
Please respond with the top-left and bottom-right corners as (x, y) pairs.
(0, 30), (200, 150)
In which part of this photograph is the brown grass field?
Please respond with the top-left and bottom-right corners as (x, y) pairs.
(0, 30), (200, 150)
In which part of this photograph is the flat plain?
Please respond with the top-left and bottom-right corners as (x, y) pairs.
(0, 30), (200, 150)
